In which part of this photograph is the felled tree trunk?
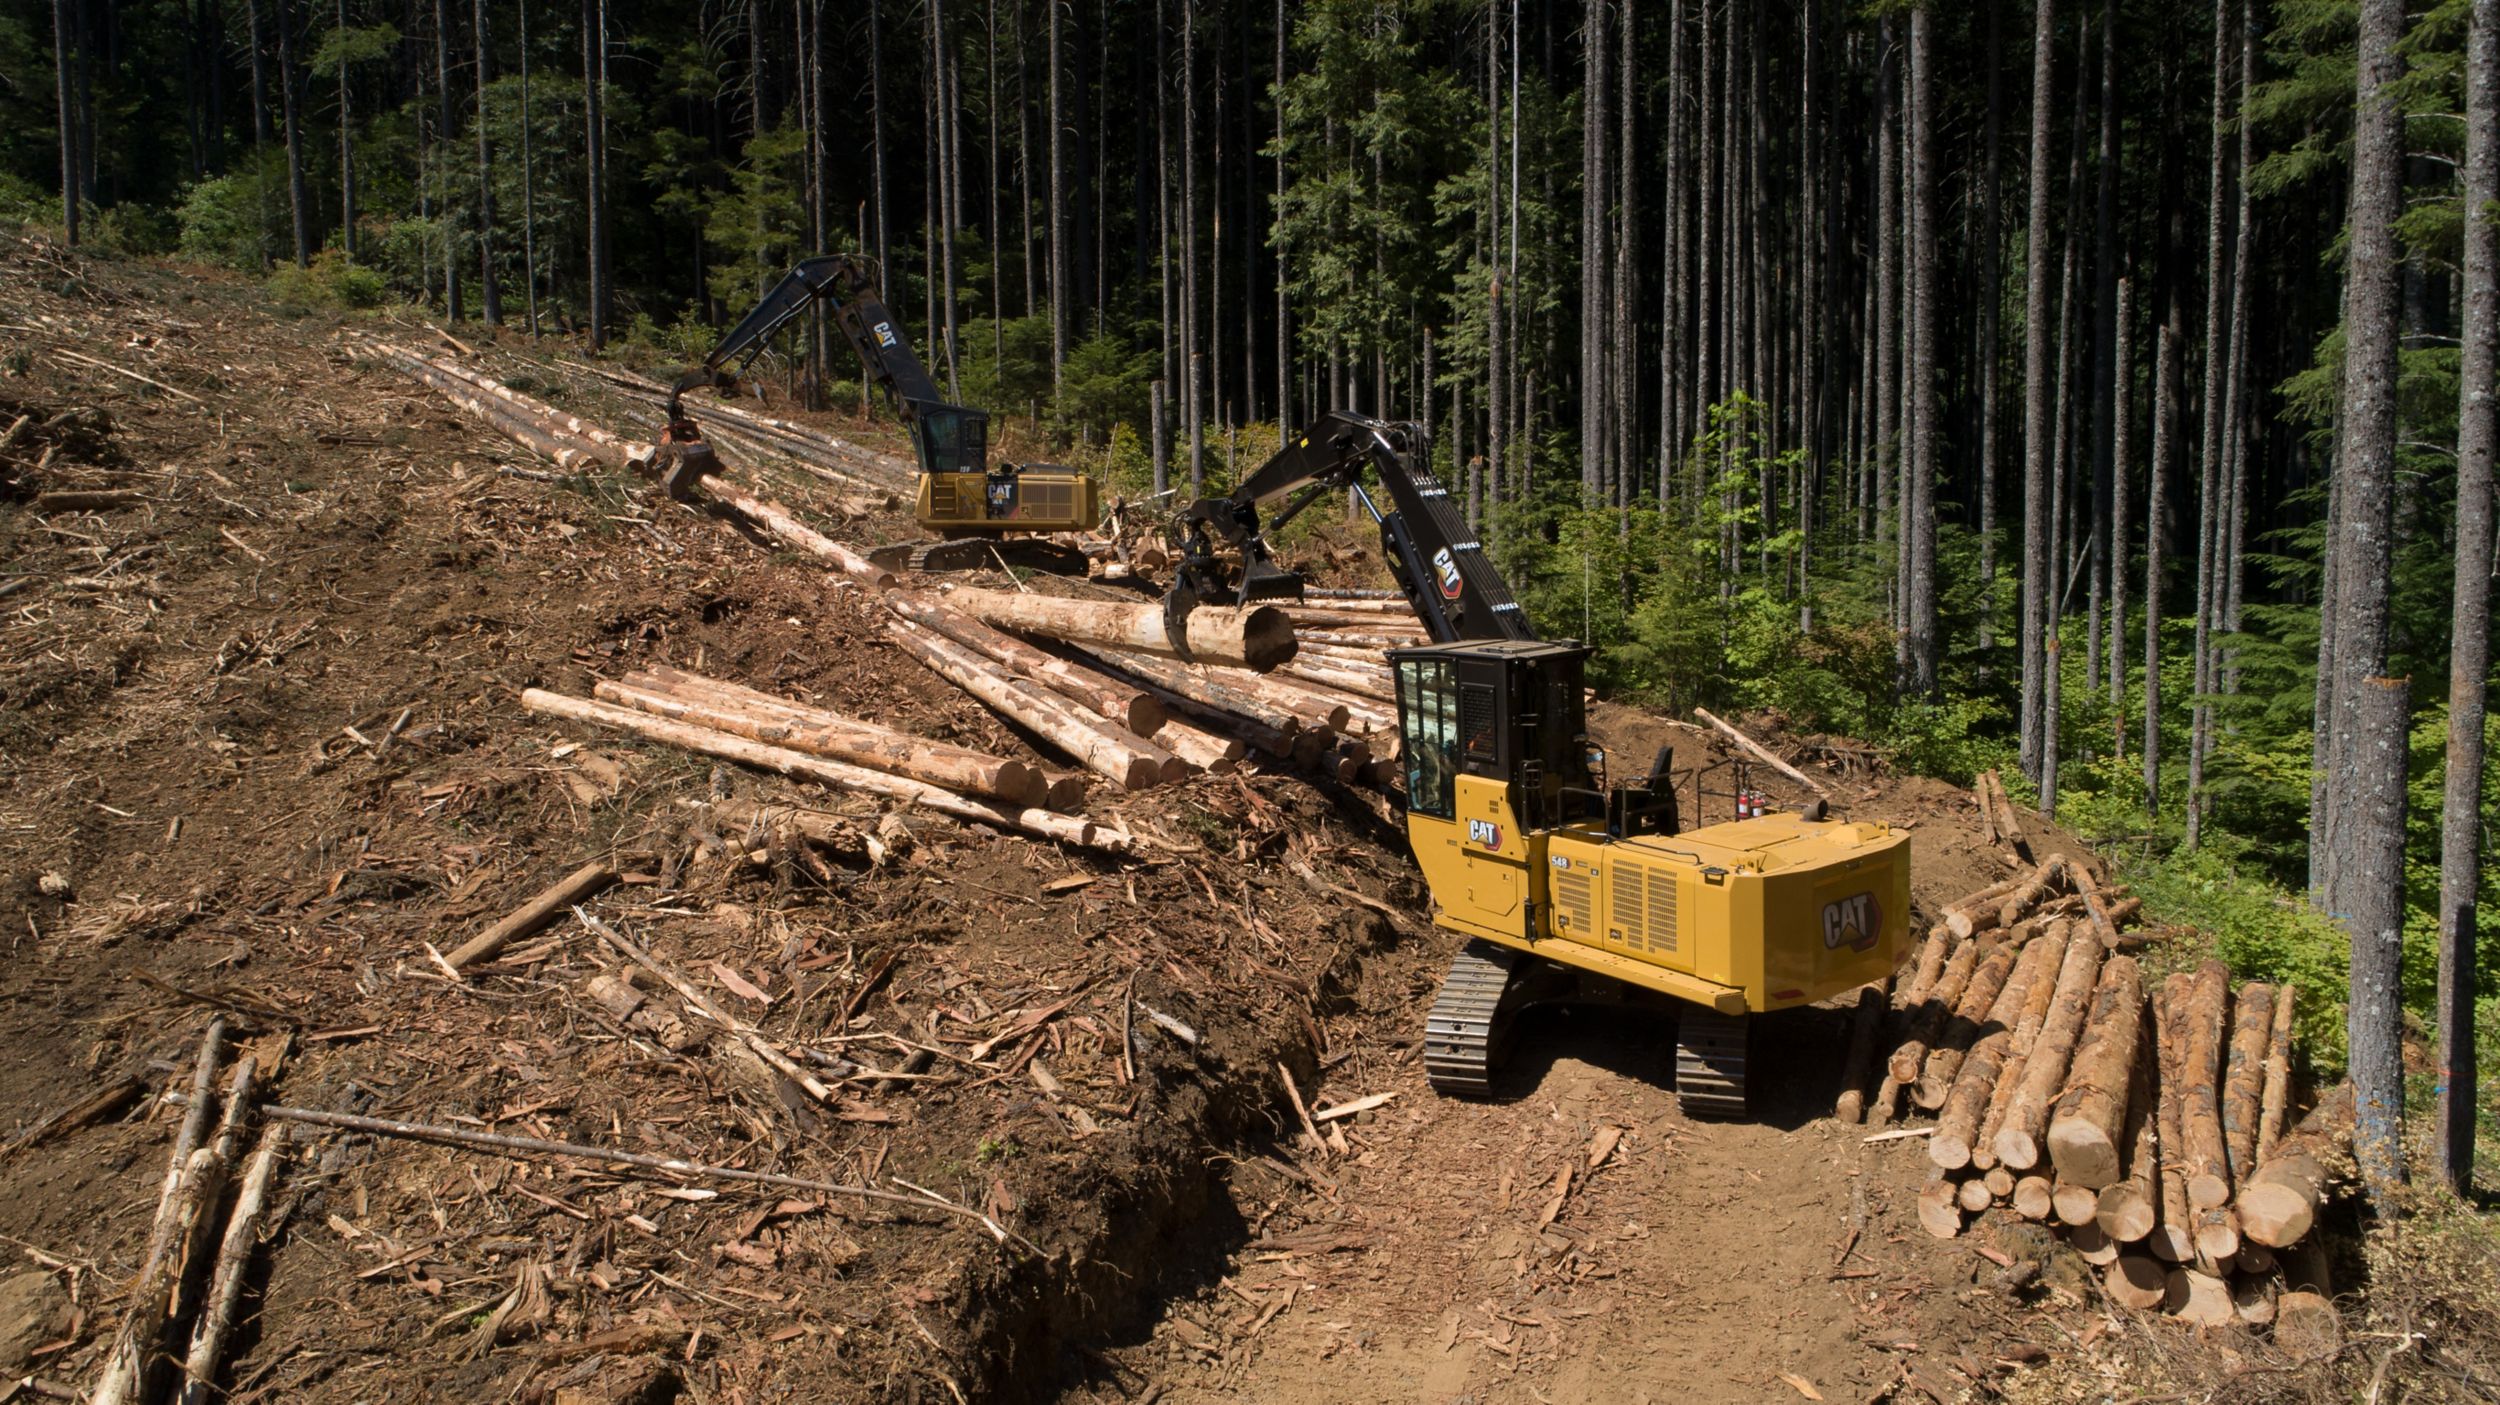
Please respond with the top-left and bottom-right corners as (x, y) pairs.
(939, 585), (1298, 670)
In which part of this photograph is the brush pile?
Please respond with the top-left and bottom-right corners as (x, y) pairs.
(1836, 845), (2351, 1340)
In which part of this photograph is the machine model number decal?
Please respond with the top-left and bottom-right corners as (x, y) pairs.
(1822, 893), (1881, 952)
(1467, 819), (1503, 850)
(1433, 546), (1464, 599)
(1550, 855), (1571, 869)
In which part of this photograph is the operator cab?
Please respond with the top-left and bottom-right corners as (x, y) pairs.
(908, 402), (990, 479)
(1391, 639), (1680, 841)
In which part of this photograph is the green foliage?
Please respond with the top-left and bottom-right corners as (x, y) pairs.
(704, 125), (811, 314)
(267, 250), (388, 312)
(176, 159), (286, 271)
(1053, 330), (1153, 442)
(2124, 843), (2355, 1071)
(0, 170), (49, 227)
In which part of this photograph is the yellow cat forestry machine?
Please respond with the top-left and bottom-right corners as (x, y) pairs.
(1168, 411), (1911, 1115)
(669, 254), (1100, 575)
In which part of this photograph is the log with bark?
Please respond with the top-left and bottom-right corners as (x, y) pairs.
(702, 480), (896, 587)
(2256, 984), (2297, 1165)
(2044, 954), (2145, 1188)
(1942, 871), (2030, 939)
(1834, 980), (1890, 1124)
(1994, 854), (2071, 931)
(1691, 707), (1830, 796)
(885, 621), (1182, 791)
(2176, 960), (2234, 1209)
(2094, 1035), (2161, 1243)
(520, 689), (1123, 851)
(939, 585), (1297, 670)
(1987, 770), (2032, 859)
(1971, 922), (2073, 1171)
(1073, 646), (1312, 739)
(882, 592), (1167, 735)
(2104, 1253), (2168, 1310)
(1929, 1029), (2013, 1170)
(445, 861), (620, 971)
(2236, 1083), (2357, 1249)
(1918, 933), (2048, 1110)
(1888, 936), (1986, 1087)
(2273, 1290), (2343, 1358)
(1991, 928), (2105, 1170)
(596, 671), (1049, 806)
(2222, 981), (2275, 1183)
(176, 1124), (285, 1405)
(2148, 978), (2198, 1263)
(2012, 1174), (2055, 1220)
(1153, 715), (1248, 773)
(1917, 1172), (1964, 1239)
(2163, 1267), (2233, 1326)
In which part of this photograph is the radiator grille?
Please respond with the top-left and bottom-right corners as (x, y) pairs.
(1551, 865), (1593, 936)
(1609, 862), (1682, 955)
(1019, 478), (1081, 524)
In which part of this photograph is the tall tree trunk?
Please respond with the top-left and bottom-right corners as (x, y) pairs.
(986, 0), (1001, 369)
(871, 0), (892, 295)
(1905, 5), (1940, 696)
(1182, 0), (1203, 489)
(2110, 276), (2133, 760)
(583, 0), (606, 347)
(336, 0), (355, 261)
(2439, 0), (2497, 1197)
(247, 0), (272, 267)
(2187, 0), (2236, 848)
(2020, 0), (2059, 783)
(2146, 314), (2178, 810)
(519, 0), (539, 335)
(2086, 0), (2121, 701)
(1795, 0), (1815, 622)
(53, 0), (78, 245)
(1488, 0), (1507, 515)
(474, 0), (501, 324)
(436, 0), (460, 316)
(2331, 0), (2411, 1207)
(932, 0), (962, 398)
(1615, 0), (1637, 503)
(277, 0), (310, 265)
(1978, 0), (2005, 658)
(1661, 0), (1687, 495)
(1047, 0), (1067, 390)
(1580, 0), (1610, 501)
(1276, 0), (1291, 430)
(1874, 15), (1900, 584)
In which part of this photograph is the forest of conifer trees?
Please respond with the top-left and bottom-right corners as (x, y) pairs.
(0, 0), (2490, 1191)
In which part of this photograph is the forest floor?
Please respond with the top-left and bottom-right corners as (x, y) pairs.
(0, 233), (2403, 1405)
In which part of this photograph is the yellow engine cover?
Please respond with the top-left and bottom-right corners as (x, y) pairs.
(917, 470), (1100, 535)
(1409, 775), (1908, 1015)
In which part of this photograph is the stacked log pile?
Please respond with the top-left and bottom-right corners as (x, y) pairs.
(1838, 842), (2348, 1336)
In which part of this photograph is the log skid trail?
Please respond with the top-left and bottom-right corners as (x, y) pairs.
(1110, 999), (2024, 1405)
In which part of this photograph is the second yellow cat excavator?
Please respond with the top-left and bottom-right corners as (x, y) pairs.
(1169, 411), (1910, 1114)
(669, 254), (1101, 574)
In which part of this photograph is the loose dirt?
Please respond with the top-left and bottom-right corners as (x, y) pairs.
(0, 234), (2121, 1405)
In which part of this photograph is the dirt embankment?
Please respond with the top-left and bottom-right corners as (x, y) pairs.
(0, 234), (2345, 1405)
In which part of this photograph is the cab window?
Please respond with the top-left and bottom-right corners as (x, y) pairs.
(1396, 657), (1458, 820)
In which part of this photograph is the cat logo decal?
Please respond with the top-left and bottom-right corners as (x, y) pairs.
(1822, 893), (1881, 953)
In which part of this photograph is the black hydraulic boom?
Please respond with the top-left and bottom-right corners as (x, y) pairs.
(668, 254), (988, 481)
(1167, 410), (1534, 647)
